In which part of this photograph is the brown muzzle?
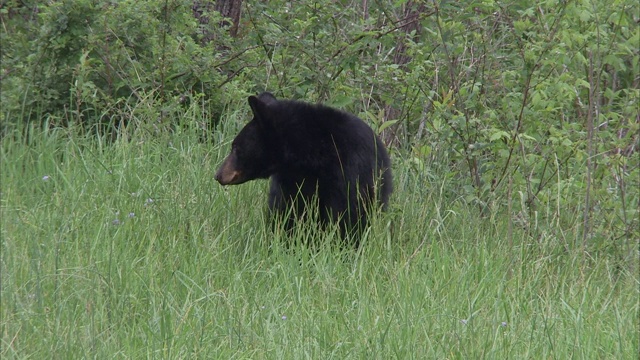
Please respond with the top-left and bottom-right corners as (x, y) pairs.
(215, 153), (243, 185)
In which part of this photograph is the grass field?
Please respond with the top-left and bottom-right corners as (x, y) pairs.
(1, 123), (638, 359)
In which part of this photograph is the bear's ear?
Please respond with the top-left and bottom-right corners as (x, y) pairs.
(257, 92), (278, 105)
(248, 95), (272, 126)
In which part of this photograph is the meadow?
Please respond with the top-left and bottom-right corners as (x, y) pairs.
(1, 122), (638, 359)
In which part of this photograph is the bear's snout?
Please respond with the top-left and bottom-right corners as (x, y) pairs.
(215, 154), (242, 185)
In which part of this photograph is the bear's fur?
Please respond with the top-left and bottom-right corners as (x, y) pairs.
(215, 92), (392, 242)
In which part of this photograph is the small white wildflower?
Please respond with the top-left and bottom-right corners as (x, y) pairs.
(42, 175), (50, 181)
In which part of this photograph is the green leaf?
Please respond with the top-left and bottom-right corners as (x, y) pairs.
(326, 95), (353, 108)
(490, 131), (510, 142)
(378, 120), (399, 133)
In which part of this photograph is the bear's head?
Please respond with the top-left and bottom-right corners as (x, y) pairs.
(215, 93), (281, 185)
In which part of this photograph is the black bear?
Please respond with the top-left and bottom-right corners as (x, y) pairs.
(215, 92), (392, 243)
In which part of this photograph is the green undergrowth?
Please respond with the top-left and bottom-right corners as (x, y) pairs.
(1, 125), (637, 359)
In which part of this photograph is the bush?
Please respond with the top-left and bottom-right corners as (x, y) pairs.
(1, 0), (238, 136)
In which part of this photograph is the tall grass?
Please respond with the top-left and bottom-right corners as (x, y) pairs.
(1, 120), (637, 359)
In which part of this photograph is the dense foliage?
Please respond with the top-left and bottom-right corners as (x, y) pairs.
(2, 1), (638, 257)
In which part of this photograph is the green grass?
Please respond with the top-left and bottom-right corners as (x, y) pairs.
(1, 123), (638, 359)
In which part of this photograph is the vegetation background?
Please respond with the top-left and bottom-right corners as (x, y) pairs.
(1, 0), (638, 358)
